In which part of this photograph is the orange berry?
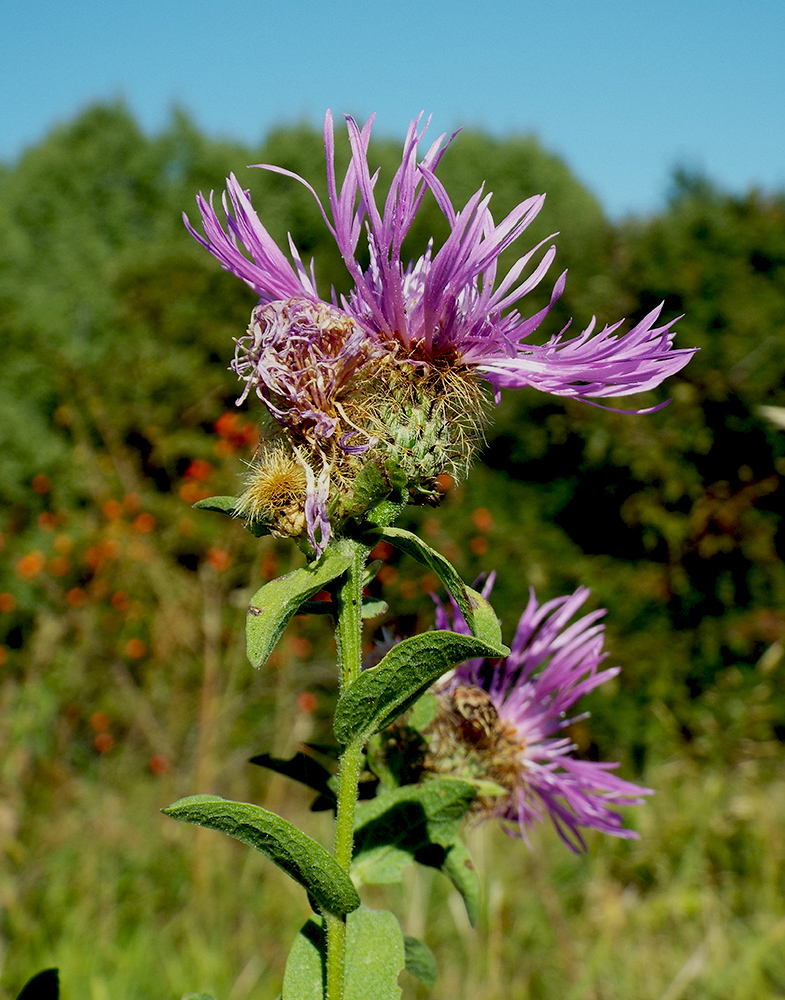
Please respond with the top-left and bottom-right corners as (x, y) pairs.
(65, 587), (86, 607)
(31, 474), (50, 494)
(111, 591), (131, 612)
(469, 535), (489, 556)
(184, 459), (212, 481)
(289, 636), (313, 658)
(125, 638), (147, 659)
(89, 711), (111, 733)
(102, 500), (124, 521)
(16, 551), (46, 579)
(471, 507), (495, 532)
(369, 541), (393, 561)
(296, 691), (318, 714)
(94, 732), (114, 753)
(149, 754), (170, 776)
(37, 512), (57, 531)
(0, 593), (16, 613)
(377, 565), (398, 586)
(206, 547), (231, 572)
(178, 481), (208, 504)
(133, 513), (156, 534)
(435, 474), (453, 493)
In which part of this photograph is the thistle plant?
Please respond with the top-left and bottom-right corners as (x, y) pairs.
(164, 111), (695, 999)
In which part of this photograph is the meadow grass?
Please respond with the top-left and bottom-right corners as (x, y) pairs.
(4, 670), (785, 1000)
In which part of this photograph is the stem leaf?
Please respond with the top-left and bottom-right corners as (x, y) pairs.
(283, 909), (405, 1000)
(162, 795), (360, 917)
(192, 495), (271, 537)
(362, 525), (476, 629)
(351, 779), (476, 885)
(248, 751), (335, 803)
(440, 835), (482, 925)
(333, 631), (507, 745)
(403, 936), (438, 987)
(246, 539), (355, 667)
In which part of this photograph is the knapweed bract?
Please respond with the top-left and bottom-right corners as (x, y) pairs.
(186, 110), (695, 553)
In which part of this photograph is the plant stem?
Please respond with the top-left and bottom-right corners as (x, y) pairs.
(325, 540), (367, 1000)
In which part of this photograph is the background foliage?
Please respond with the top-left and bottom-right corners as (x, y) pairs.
(1, 103), (784, 999)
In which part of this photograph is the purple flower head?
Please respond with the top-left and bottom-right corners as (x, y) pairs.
(185, 111), (695, 552)
(430, 584), (652, 851)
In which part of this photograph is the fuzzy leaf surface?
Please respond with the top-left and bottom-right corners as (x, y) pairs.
(351, 779), (476, 886)
(162, 795), (359, 916)
(282, 908), (405, 1000)
(246, 539), (355, 667)
(333, 631), (507, 745)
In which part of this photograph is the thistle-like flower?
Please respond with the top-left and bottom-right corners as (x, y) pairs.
(186, 111), (695, 553)
(427, 584), (652, 850)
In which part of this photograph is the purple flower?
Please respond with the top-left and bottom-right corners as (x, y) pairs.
(186, 110), (693, 402)
(185, 111), (695, 551)
(430, 584), (652, 851)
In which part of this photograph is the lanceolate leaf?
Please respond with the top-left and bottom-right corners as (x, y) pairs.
(16, 969), (59, 1000)
(362, 525), (476, 630)
(162, 795), (360, 917)
(333, 631), (508, 745)
(351, 780), (480, 923)
(282, 909), (406, 1000)
(440, 836), (481, 925)
(281, 920), (324, 1000)
(246, 539), (356, 668)
(192, 495), (270, 537)
(403, 936), (438, 987)
(248, 752), (335, 802)
(464, 585), (504, 649)
(353, 781), (476, 869)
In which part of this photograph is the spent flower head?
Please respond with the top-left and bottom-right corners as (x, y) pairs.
(186, 111), (695, 553)
(426, 581), (652, 851)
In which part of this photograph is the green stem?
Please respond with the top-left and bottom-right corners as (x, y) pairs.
(325, 540), (367, 1000)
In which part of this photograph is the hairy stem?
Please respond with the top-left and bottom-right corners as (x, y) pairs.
(325, 540), (367, 1000)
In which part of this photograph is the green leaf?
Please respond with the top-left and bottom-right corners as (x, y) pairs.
(281, 919), (324, 1000)
(361, 596), (388, 619)
(16, 969), (59, 1000)
(362, 525), (476, 631)
(364, 499), (406, 527)
(333, 631), (507, 745)
(181, 995), (217, 1000)
(351, 779), (476, 887)
(464, 585), (504, 649)
(403, 936), (438, 987)
(246, 539), (356, 667)
(440, 836), (481, 925)
(344, 907), (405, 1000)
(248, 751), (335, 803)
(282, 909), (405, 1000)
(162, 795), (359, 917)
(192, 495), (270, 537)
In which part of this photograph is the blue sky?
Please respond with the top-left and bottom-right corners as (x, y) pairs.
(2, 0), (783, 218)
